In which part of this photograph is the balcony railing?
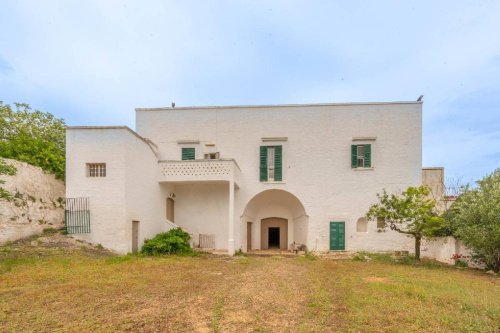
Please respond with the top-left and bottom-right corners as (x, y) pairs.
(158, 159), (241, 187)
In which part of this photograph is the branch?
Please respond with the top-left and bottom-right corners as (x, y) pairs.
(390, 224), (414, 235)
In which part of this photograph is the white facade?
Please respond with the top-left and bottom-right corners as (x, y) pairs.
(66, 101), (423, 254)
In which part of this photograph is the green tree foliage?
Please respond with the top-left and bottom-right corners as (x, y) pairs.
(446, 169), (500, 272)
(366, 186), (444, 261)
(141, 228), (193, 255)
(0, 158), (17, 200)
(0, 102), (65, 179)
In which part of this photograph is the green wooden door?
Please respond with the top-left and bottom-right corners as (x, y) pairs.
(329, 222), (345, 251)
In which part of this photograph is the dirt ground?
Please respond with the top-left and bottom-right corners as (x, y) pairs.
(1, 232), (499, 332)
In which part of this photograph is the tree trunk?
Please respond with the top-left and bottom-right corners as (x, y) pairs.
(415, 236), (421, 261)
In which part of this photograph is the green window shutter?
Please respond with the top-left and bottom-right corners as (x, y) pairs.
(274, 145), (282, 181)
(363, 144), (371, 167)
(259, 146), (268, 181)
(181, 147), (195, 160)
(351, 145), (357, 168)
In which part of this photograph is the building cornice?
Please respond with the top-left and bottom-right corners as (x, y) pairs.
(135, 100), (422, 112)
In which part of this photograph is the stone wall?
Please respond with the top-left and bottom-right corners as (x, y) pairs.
(0, 158), (65, 244)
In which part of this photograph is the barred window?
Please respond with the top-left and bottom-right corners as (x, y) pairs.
(87, 163), (106, 177)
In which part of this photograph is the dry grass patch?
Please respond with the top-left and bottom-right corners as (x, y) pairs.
(1, 236), (499, 332)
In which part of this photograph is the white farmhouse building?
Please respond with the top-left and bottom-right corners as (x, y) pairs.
(66, 100), (423, 255)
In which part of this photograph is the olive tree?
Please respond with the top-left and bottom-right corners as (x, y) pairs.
(446, 169), (500, 272)
(366, 186), (444, 261)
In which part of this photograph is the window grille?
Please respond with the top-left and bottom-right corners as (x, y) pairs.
(87, 163), (106, 177)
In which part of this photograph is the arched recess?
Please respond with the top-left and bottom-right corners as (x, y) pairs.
(356, 217), (368, 232)
(241, 189), (308, 251)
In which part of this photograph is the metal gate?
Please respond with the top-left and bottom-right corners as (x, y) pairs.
(65, 197), (91, 234)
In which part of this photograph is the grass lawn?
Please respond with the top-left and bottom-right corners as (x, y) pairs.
(0, 235), (499, 332)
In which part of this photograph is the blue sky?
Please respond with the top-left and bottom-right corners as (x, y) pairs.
(0, 1), (499, 184)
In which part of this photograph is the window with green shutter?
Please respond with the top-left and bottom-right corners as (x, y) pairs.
(351, 144), (371, 168)
(181, 147), (195, 160)
(259, 145), (282, 181)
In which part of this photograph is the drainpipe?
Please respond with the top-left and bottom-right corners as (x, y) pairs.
(227, 179), (235, 255)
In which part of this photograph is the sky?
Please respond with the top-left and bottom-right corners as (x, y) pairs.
(0, 0), (499, 184)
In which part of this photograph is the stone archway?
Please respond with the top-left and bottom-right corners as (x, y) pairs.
(241, 189), (308, 251)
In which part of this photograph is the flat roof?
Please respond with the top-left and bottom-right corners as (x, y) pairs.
(135, 100), (422, 112)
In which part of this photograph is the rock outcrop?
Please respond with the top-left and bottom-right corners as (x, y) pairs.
(0, 158), (65, 244)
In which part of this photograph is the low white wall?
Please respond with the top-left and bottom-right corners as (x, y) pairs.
(421, 236), (472, 265)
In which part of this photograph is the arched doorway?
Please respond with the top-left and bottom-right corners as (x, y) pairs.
(241, 189), (308, 251)
(261, 217), (288, 250)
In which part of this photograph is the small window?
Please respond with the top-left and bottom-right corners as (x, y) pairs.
(181, 147), (195, 160)
(87, 163), (106, 177)
(377, 217), (386, 229)
(356, 217), (368, 232)
(204, 152), (220, 160)
(351, 144), (371, 168)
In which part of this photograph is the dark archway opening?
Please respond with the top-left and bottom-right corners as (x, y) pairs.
(268, 227), (280, 248)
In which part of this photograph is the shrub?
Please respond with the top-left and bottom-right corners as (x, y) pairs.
(0, 159), (17, 201)
(141, 228), (193, 255)
(234, 248), (245, 256)
(446, 169), (500, 272)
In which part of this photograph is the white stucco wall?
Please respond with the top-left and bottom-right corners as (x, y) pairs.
(135, 102), (422, 252)
(66, 127), (174, 253)
(124, 132), (175, 251)
(173, 183), (229, 250)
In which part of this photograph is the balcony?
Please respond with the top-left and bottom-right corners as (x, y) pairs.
(158, 159), (241, 187)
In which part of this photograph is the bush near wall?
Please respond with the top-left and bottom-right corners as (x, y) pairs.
(446, 168), (500, 272)
(0, 102), (65, 180)
(141, 228), (193, 255)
